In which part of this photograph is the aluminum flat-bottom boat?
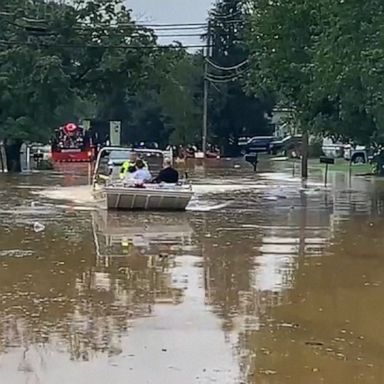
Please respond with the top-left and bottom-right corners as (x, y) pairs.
(105, 184), (193, 211)
(92, 146), (193, 211)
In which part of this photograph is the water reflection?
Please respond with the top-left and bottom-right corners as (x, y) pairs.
(3, 166), (384, 382)
(91, 210), (194, 258)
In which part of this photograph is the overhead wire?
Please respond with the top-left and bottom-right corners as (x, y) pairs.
(206, 77), (236, 83)
(205, 57), (248, 71)
(0, 13), (246, 51)
(206, 67), (250, 82)
(208, 9), (243, 20)
(206, 76), (243, 83)
(0, 39), (210, 50)
(0, 13), (244, 29)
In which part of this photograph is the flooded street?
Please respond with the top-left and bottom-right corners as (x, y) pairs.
(1, 159), (384, 383)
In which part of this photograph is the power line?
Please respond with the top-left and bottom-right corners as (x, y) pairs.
(156, 33), (205, 38)
(140, 19), (244, 28)
(206, 67), (250, 79)
(208, 9), (243, 20)
(0, 13), (244, 30)
(205, 57), (248, 71)
(0, 40), (210, 50)
(73, 20), (244, 32)
(206, 76), (240, 83)
(135, 22), (207, 28)
(206, 68), (249, 82)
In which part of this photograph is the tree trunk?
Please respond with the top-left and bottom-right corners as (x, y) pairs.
(5, 140), (23, 172)
(0, 142), (7, 172)
(301, 132), (309, 179)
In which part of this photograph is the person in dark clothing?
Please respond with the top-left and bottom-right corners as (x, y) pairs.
(153, 158), (179, 183)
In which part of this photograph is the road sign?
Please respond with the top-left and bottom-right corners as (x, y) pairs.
(83, 120), (91, 131)
(320, 156), (335, 165)
(110, 121), (121, 146)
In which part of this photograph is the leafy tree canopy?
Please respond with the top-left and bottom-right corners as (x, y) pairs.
(245, 0), (384, 144)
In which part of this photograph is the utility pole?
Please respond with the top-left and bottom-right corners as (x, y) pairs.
(301, 131), (309, 178)
(202, 20), (211, 158)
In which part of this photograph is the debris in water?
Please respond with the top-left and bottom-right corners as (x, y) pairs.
(305, 341), (324, 346)
(279, 322), (299, 328)
(263, 196), (278, 201)
(260, 369), (277, 375)
(33, 222), (45, 233)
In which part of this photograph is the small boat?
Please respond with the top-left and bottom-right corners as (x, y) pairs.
(92, 146), (193, 211)
(105, 183), (193, 211)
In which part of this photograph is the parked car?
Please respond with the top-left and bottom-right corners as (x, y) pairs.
(269, 135), (303, 157)
(30, 143), (51, 161)
(240, 136), (277, 154)
(343, 144), (368, 163)
(322, 137), (344, 158)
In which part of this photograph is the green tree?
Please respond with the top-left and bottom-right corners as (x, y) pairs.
(158, 50), (203, 145)
(207, 0), (273, 154)
(0, 0), (160, 169)
(245, 0), (384, 146)
(245, 0), (318, 130)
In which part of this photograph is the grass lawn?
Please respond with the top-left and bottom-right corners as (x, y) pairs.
(287, 158), (374, 175)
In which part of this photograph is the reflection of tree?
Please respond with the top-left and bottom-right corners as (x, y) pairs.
(231, 187), (384, 382)
(202, 226), (258, 333)
(0, 216), (184, 361)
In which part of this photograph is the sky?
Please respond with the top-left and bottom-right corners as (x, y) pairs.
(126, 0), (215, 46)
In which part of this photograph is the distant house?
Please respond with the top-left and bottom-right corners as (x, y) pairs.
(270, 108), (297, 137)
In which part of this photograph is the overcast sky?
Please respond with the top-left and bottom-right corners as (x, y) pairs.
(126, 0), (215, 46)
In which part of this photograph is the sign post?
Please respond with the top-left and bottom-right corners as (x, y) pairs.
(83, 120), (91, 131)
(245, 153), (259, 172)
(319, 156), (335, 187)
(110, 121), (121, 146)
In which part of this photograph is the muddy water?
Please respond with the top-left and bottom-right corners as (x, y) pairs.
(1, 160), (384, 383)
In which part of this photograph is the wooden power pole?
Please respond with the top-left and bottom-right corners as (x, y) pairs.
(202, 20), (212, 158)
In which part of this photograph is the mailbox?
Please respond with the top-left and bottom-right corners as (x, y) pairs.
(245, 153), (258, 164)
(245, 153), (258, 172)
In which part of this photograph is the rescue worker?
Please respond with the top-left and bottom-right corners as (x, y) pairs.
(131, 159), (152, 184)
(120, 153), (149, 180)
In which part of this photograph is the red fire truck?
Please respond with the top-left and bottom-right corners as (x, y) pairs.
(51, 123), (95, 162)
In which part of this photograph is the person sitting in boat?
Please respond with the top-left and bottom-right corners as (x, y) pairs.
(153, 158), (179, 184)
(131, 159), (152, 185)
(120, 153), (137, 179)
(120, 154), (148, 179)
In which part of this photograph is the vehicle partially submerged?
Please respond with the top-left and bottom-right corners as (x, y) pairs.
(92, 147), (193, 211)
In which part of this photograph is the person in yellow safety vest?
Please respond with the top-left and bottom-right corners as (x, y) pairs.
(119, 153), (149, 179)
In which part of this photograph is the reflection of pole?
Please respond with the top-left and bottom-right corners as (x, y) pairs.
(348, 158), (352, 189)
(202, 20), (211, 158)
(202, 213), (211, 303)
(26, 145), (31, 172)
(298, 189), (307, 258)
(301, 131), (309, 178)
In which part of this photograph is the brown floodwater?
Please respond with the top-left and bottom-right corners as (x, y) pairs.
(1, 158), (384, 383)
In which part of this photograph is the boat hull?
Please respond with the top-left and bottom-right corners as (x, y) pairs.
(105, 186), (192, 211)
